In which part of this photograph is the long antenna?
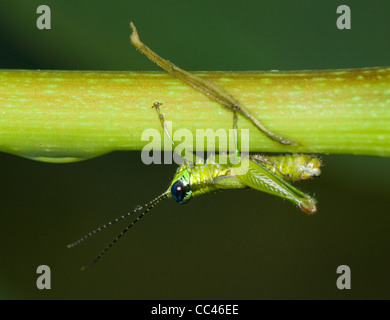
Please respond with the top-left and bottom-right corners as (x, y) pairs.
(80, 192), (169, 271)
(67, 193), (166, 249)
(68, 207), (141, 249)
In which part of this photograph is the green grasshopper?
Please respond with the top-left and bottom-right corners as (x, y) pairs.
(151, 101), (319, 214)
(68, 102), (320, 270)
(68, 24), (321, 269)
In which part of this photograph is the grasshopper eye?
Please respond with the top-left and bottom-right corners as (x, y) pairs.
(171, 180), (191, 204)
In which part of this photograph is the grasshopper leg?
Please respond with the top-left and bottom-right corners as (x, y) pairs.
(250, 154), (291, 180)
(130, 22), (298, 146)
(152, 102), (202, 163)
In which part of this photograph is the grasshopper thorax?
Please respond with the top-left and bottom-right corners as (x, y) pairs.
(168, 160), (232, 204)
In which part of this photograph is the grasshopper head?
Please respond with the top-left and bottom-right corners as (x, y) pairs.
(169, 169), (192, 204)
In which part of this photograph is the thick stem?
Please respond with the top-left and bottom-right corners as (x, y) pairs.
(0, 67), (389, 163)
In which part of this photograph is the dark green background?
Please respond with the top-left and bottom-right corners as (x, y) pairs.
(0, 0), (389, 299)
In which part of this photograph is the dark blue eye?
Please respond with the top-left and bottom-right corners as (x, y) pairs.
(171, 180), (191, 204)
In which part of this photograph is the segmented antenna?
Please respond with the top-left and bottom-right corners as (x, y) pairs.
(68, 205), (144, 249)
(79, 192), (169, 271)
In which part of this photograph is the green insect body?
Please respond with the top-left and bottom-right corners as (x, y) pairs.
(167, 160), (242, 203)
(251, 154), (322, 182)
(167, 153), (318, 215)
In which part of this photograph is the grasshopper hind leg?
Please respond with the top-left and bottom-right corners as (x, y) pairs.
(130, 22), (297, 146)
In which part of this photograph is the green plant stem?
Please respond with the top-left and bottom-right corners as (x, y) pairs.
(0, 67), (389, 163)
